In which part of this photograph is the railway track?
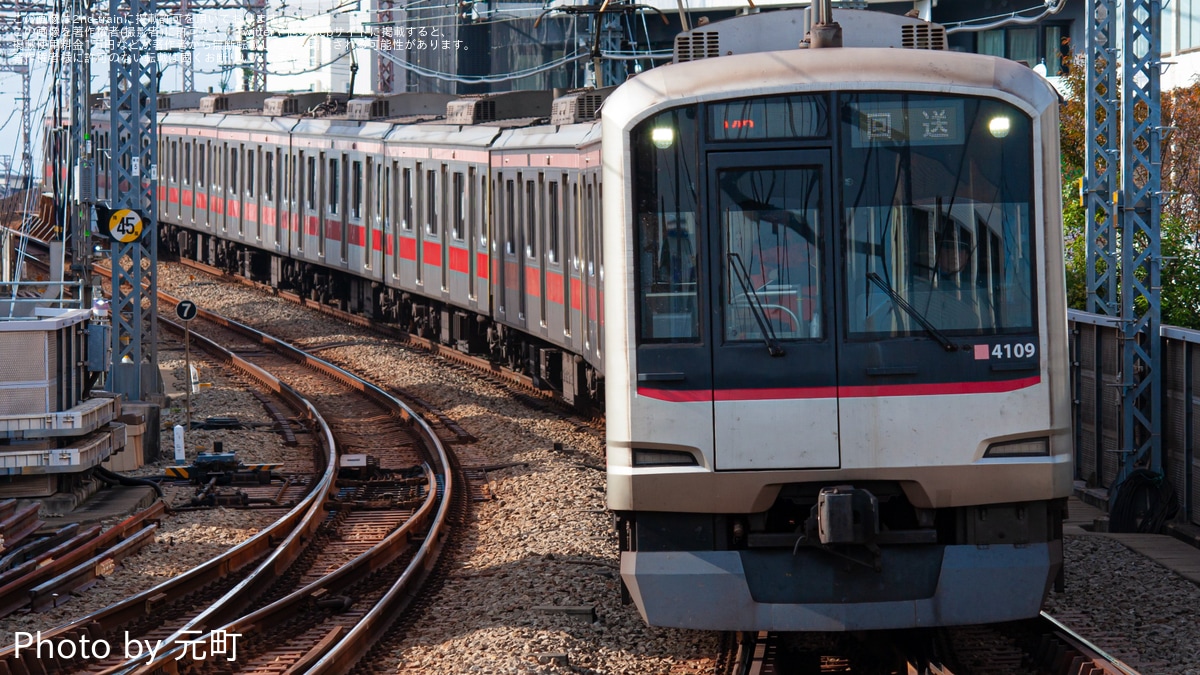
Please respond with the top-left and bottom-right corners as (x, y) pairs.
(0, 503), (164, 620)
(729, 614), (1140, 674)
(0, 275), (456, 674)
(168, 256), (602, 423)
(134, 304), (455, 674)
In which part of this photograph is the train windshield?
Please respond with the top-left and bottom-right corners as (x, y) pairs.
(840, 93), (1035, 337)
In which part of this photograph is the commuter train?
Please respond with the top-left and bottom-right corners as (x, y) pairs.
(89, 6), (1071, 631)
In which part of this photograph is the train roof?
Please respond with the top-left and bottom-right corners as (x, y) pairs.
(119, 88), (617, 153)
(603, 46), (1059, 132)
(490, 121), (601, 151)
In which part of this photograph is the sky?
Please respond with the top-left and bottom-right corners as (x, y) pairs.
(0, 0), (364, 183)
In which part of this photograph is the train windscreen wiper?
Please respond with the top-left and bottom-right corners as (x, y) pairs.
(866, 272), (958, 352)
(728, 253), (785, 357)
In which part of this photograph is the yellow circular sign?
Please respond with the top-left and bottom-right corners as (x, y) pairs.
(107, 209), (144, 243)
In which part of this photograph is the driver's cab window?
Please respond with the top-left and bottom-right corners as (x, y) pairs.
(842, 93), (1035, 337)
(720, 168), (822, 341)
(633, 107), (701, 343)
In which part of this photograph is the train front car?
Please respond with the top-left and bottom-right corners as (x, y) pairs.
(603, 10), (1072, 631)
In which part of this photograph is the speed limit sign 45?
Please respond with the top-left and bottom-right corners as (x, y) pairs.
(107, 209), (145, 243)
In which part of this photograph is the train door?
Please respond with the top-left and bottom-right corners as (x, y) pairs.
(248, 146), (259, 240)
(519, 174), (530, 320)
(584, 176), (600, 352)
(707, 151), (839, 470)
(414, 164), (424, 285)
(441, 165), (450, 291)
(537, 175), (548, 325)
(218, 144), (228, 232)
(467, 168), (478, 300)
(341, 156), (352, 261)
(370, 159), (384, 273)
(195, 142), (205, 224)
(557, 176), (570, 337)
(230, 144), (241, 235)
(498, 174), (516, 318)
(520, 172), (535, 319)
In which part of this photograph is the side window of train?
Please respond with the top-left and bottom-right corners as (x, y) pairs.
(285, 154), (293, 203)
(198, 144), (206, 187)
(247, 147), (255, 198)
(230, 145), (239, 195)
(265, 151), (274, 201)
(375, 163), (384, 226)
(505, 179), (516, 255)
(426, 168), (437, 235)
(586, 182), (595, 276)
(576, 182), (585, 271)
(306, 155), (316, 211)
(631, 105), (701, 343)
(328, 156), (339, 215)
(212, 144), (220, 190)
(352, 159), (363, 220)
(184, 142), (192, 185)
(478, 172), (487, 248)
(597, 181), (603, 279)
(452, 172), (465, 241)
(548, 179), (560, 264)
(402, 167), (413, 231)
(526, 179), (537, 259)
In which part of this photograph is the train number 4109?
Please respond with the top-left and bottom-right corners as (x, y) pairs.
(991, 342), (1036, 359)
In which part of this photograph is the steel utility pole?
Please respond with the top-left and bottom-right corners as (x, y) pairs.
(68, 0), (95, 303)
(1084, 0), (1163, 495)
(106, 0), (159, 400)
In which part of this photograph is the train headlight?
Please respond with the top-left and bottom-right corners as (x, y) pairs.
(983, 437), (1049, 458)
(988, 116), (1011, 139)
(632, 448), (698, 466)
(651, 127), (675, 150)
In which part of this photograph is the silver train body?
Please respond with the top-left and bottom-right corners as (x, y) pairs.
(85, 91), (608, 405)
(80, 7), (1069, 632)
(603, 11), (1072, 630)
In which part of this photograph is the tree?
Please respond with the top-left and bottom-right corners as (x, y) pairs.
(1058, 53), (1200, 329)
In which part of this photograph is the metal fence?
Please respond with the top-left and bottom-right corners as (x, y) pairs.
(0, 280), (85, 320)
(1070, 310), (1197, 526)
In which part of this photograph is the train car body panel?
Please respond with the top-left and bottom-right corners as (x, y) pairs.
(489, 125), (602, 363)
(383, 123), (497, 315)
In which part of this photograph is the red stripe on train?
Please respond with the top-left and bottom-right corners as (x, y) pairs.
(476, 252), (489, 280)
(545, 270), (565, 305)
(423, 240), (441, 262)
(450, 246), (469, 273)
(400, 237), (416, 260)
(638, 376), (1041, 402)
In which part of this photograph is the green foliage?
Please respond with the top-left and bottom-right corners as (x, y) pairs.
(1160, 215), (1200, 328)
(1061, 170), (1089, 311)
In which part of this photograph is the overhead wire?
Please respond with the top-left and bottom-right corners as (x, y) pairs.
(943, 0), (1068, 33)
(371, 44), (588, 84)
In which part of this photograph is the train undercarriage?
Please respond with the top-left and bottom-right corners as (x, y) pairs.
(161, 224), (603, 408)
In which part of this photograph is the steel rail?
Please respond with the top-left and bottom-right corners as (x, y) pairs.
(106, 294), (454, 674)
(0, 309), (339, 675)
